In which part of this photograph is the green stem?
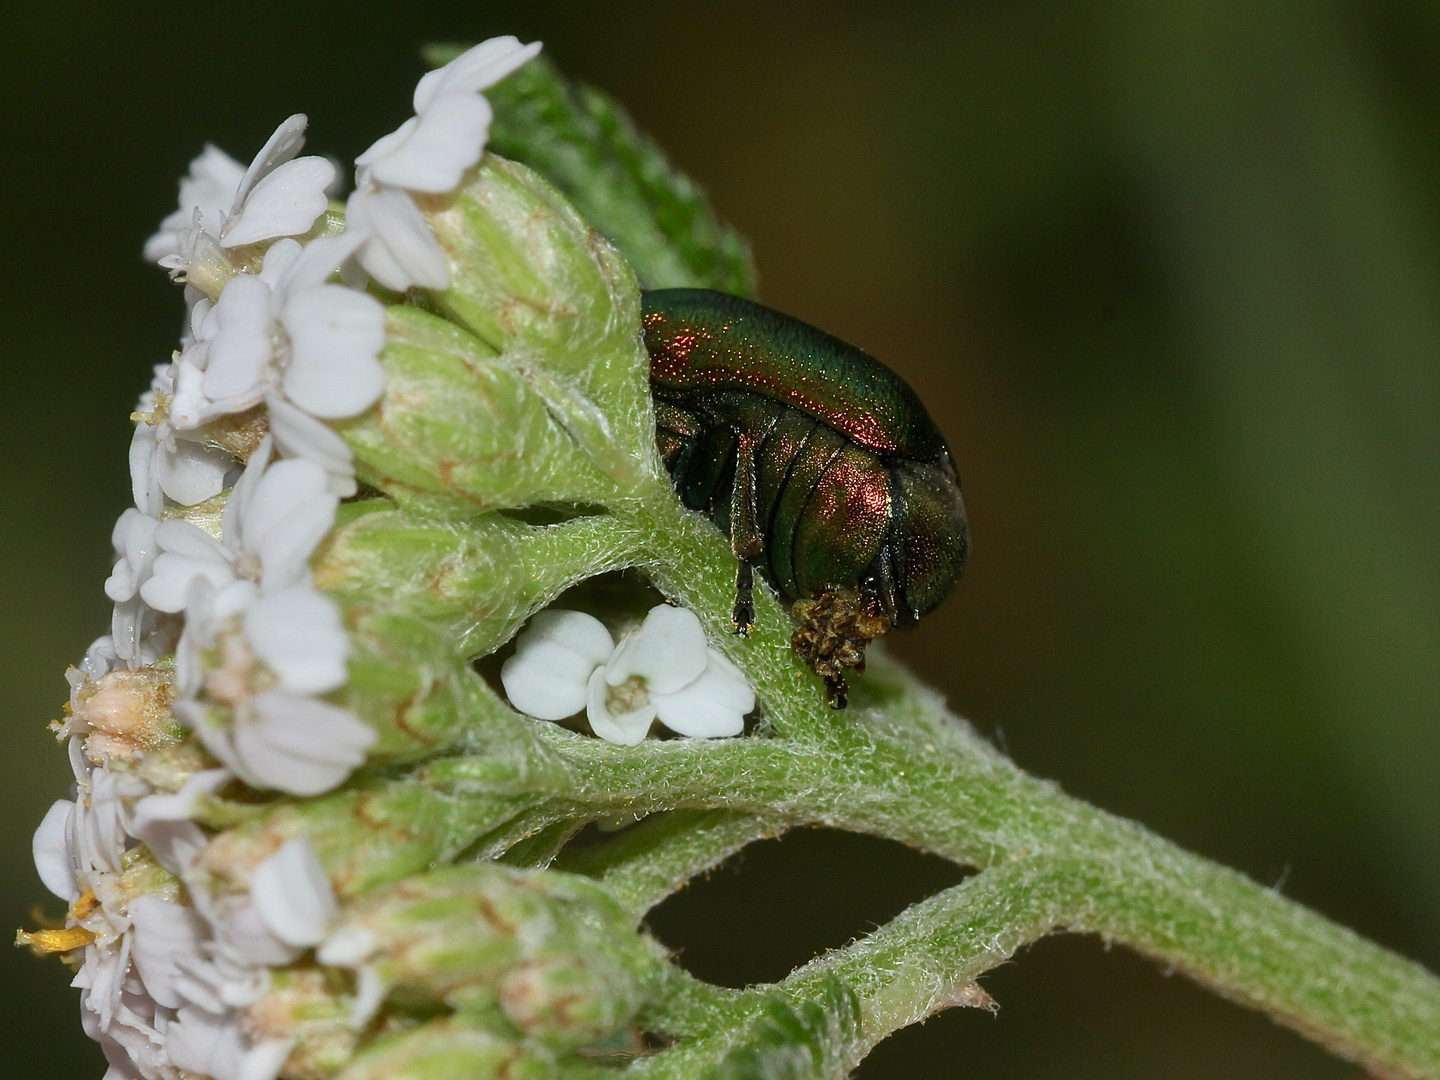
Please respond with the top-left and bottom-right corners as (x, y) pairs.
(428, 702), (1440, 1075)
(554, 809), (783, 921)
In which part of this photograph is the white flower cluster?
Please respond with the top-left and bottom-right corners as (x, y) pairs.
(502, 605), (755, 744)
(32, 730), (337, 1080)
(36, 37), (542, 1080)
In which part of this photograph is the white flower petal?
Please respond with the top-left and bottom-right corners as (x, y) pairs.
(129, 423), (164, 517)
(605, 604), (709, 694)
(104, 510), (159, 602)
(167, 1006), (251, 1080)
(141, 521), (234, 613)
(243, 586), (349, 694)
(316, 925), (376, 967)
(585, 666), (654, 746)
(354, 118), (416, 171)
(501, 610), (614, 721)
(201, 275), (272, 407)
(258, 237), (305, 287)
(221, 156), (334, 248)
(413, 37), (542, 111)
(251, 836), (338, 948)
(131, 770), (231, 874)
(238, 1039), (294, 1080)
(145, 144), (246, 263)
(346, 184), (449, 292)
(651, 648), (753, 739)
(278, 228), (367, 292)
(234, 692), (375, 795)
(222, 435), (272, 546)
(169, 357), (219, 430)
(128, 896), (210, 1009)
(33, 799), (77, 901)
(367, 92), (492, 193)
(143, 554), (230, 616)
(265, 394), (357, 497)
(229, 114), (309, 220)
(158, 437), (232, 506)
(280, 284), (387, 418)
(237, 458), (337, 591)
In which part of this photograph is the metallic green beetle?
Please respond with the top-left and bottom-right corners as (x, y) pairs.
(643, 288), (970, 707)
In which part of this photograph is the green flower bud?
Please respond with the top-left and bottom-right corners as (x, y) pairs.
(335, 1017), (555, 1080)
(198, 782), (527, 901)
(341, 306), (621, 512)
(498, 949), (640, 1050)
(315, 502), (641, 659)
(340, 156), (659, 515)
(336, 605), (572, 790)
(247, 967), (359, 1080)
(318, 864), (657, 1043)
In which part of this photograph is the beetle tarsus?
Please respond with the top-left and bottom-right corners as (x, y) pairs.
(733, 562), (756, 636)
(824, 675), (849, 709)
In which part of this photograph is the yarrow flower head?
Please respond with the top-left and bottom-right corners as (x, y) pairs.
(501, 604), (755, 745)
(29, 32), (776, 1080)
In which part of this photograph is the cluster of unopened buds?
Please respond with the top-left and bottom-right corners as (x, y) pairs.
(26, 36), (754, 1080)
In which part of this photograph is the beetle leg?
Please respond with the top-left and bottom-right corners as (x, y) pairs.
(729, 429), (764, 635)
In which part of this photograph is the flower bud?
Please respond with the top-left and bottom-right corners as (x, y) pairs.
(246, 967), (359, 1080)
(340, 155), (658, 510)
(198, 781), (525, 902)
(318, 865), (657, 1042)
(335, 1018), (554, 1080)
(498, 949), (640, 1049)
(334, 605), (571, 788)
(342, 305), (621, 511)
(71, 664), (181, 762)
(315, 503), (640, 658)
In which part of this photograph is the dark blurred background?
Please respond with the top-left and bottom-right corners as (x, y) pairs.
(3, 2), (1439, 1076)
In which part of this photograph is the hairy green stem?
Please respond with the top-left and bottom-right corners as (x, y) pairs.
(555, 810), (783, 921)
(428, 699), (1440, 1077)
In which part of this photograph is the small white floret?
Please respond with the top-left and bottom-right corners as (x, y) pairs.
(503, 603), (755, 744)
(359, 37), (541, 194)
(586, 665), (656, 745)
(190, 691), (375, 797)
(345, 182), (450, 291)
(144, 145), (247, 263)
(128, 896), (211, 1009)
(347, 36), (540, 292)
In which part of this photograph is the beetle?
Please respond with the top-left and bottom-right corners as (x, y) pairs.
(642, 288), (969, 707)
